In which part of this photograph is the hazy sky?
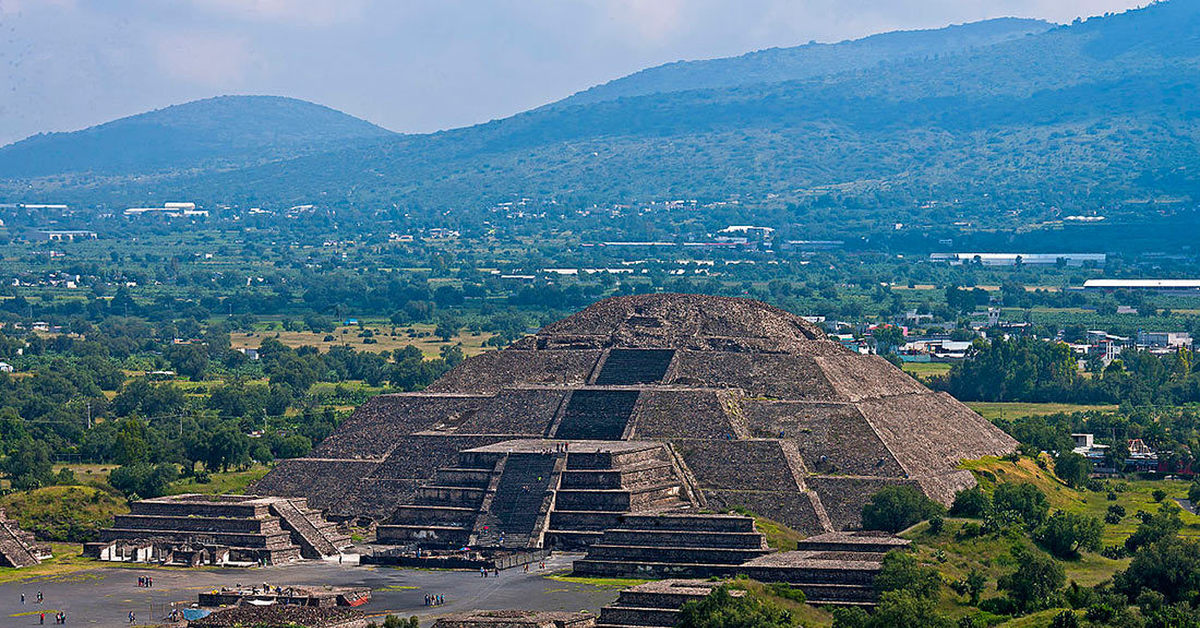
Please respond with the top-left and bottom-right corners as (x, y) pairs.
(0, 0), (1146, 145)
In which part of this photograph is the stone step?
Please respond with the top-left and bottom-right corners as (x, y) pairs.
(433, 468), (494, 488)
(567, 447), (668, 471)
(391, 505), (479, 525)
(585, 543), (772, 564)
(544, 529), (605, 550)
(415, 486), (486, 504)
(573, 559), (746, 579)
(793, 583), (878, 604)
(555, 485), (680, 511)
(376, 524), (471, 546)
(549, 510), (626, 530)
(560, 462), (676, 490)
(600, 529), (767, 549)
(616, 513), (756, 533)
(597, 607), (680, 627)
(99, 528), (295, 549)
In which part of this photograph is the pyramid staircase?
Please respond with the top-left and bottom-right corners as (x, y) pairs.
(378, 440), (694, 551)
(269, 498), (352, 559)
(0, 508), (48, 568)
(546, 444), (692, 549)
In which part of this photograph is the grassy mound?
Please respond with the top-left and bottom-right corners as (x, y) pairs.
(0, 485), (129, 542)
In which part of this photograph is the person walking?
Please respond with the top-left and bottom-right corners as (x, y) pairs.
(129, 611), (136, 624)
(39, 612), (44, 625)
(21, 592), (25, 605)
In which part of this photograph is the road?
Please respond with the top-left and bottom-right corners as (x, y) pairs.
(0, 554), (618, 627)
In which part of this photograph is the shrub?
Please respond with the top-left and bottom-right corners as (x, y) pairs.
(1034, 511), (1104, 558)
(1152, 488), (1167, 503)
(928, 515), (945, 535)
(1115, 537), (1200, 604)
(108, 463), (179, 499)
(992, 483), (1050, 528)
(1105, 504), (1126, 524)
(1054, 452), (1091, 489)
(1050, 610), (1079, 628)
(950, 486), (989, 518)
(874, 551), (941, 599)
(679, 585), (792, 628)
(861, 485), (945, 533)
(1124, 503), (1183, 553)
(998, 546), (1065, 612)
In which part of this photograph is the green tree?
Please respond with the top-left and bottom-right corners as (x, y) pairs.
(1125, 503), (1184, 553)
(874, 551), (941, 599)
(1115, 537), (1200, 604)
(867, 591), (953, 628)
(861, 485), (945, 533)
(1054, 452), (1091, 489)
(678, 586), (792, 628)
(998, 546), (1065, 612)
(1, 437), (54, 490)
(992, 483), (1050, 528)
(434, 317), (462, 343)
(1035, 511), (1103, 558)
(950, 486), (989, 517)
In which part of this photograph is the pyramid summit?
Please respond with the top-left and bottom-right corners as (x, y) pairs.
(254, 294), (1015, 541)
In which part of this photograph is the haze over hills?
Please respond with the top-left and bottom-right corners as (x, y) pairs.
(558, 17), (1053, 107)
(0, 96), (394, 179)
(2, 2), (1200, 237)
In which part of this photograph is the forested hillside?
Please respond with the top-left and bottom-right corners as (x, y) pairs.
(558, 17), (1051, 106)
(0, 95), (394, 179)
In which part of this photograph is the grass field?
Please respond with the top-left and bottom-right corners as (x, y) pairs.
(230, 324), (496, 358)
(901, 362), (952, 380)
(167, 465), (270, 496)
(966, 402), (1118, 421)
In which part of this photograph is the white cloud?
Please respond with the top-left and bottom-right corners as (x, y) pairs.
(150, 30), (255, 87)
(182, 0), (370, 27)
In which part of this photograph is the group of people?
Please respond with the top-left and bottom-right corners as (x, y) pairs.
(423, 594), (445, 606)
(37, 611), (67, 624)
(20, 591), (44, 605)
(136, 576), (155, 588)
(478, 567), (501, 577)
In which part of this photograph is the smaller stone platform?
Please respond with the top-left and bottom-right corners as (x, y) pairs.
(596, 580), (735, 628)
(189, 605), (367, 628)
(198, 585), (371, 608)
(434, 610), (596, 628)
(86, 494), (350, 566)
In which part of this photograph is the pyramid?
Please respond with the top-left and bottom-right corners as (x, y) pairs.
(254, 294), (1015, 533)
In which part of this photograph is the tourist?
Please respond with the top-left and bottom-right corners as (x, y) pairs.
(37, 591), (43, 603)
(129, 611), (136, 624)
(40, 611), (44, 624)
(21, 592), (25, 604)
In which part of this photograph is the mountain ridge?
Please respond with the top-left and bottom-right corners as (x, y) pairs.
(2, 3), (1198, 236)
(0, 95), (394, 179)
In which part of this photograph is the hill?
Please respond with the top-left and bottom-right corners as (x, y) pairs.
(0, 95), (394, 179)
(4, 3), (1200, 236)
(558, 18), (1052, 107)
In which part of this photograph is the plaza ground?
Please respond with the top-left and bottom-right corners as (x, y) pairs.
(0, 553), (617, 628)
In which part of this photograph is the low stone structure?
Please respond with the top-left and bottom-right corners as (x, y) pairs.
(189, 605), (367, 628)
(595, 580), (736, 628)
(0, 507), (51, 568)
(575, 517), (907, 606)
(434, 610), (596, 628)
(198, 585), (370, 608)
(86, 494), (350, 566)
